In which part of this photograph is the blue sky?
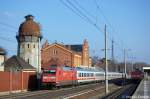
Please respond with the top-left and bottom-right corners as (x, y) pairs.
(0, 0), (150, 64)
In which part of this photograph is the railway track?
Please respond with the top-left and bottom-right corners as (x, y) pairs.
(0, 83), (104, 99)
(0, 83), (120, 99)
(64, 84), (121, 99)
(1, 79), (136, 99)
(101, 84), (138, 99)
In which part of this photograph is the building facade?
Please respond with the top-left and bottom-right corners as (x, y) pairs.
(0, 47), (6, 71)
(16, 15), (42, 72)
(41, 39), (92, 69)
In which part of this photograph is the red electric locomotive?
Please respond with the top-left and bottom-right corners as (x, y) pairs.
(130, 70), (144, 80)
(41, 65), (77, 87)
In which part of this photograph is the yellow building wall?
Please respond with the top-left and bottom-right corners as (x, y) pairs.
(73, 54), (82, 67)
(88, 57), (92, 67)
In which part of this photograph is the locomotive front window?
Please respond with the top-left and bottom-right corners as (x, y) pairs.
(44, 70), (56, 75)
(79, 73), (81, 77)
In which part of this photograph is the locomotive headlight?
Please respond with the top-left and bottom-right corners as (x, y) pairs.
(51, 76), (56, 79)
(43, 76), (47, 79)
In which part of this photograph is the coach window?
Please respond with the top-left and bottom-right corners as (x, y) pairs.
(90, 73), (91, 77)
(87, 73), (89, 77)
(84, 73), (86, 77)
(109, 74), (111, 77)
(96, 74), (99, 76)
(82, 73), (84, 77)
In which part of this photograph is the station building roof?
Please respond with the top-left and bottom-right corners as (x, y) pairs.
(143, 67), (150, 70)
(4, 55), (36, 71)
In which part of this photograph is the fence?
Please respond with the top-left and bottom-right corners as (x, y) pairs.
(0, 71), (37, 93)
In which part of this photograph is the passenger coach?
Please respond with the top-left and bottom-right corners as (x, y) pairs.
(41, 65), (123, 87)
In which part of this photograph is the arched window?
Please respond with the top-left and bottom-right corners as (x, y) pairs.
(53, 50), (57, 55)
(28, 44), (30, 48)
(33, 44), (35, 48)
(27, 58), (30, 64)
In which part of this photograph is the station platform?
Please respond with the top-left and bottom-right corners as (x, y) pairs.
(132, 79), (150, 99)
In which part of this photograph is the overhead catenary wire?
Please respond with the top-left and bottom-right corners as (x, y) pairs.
(60, 0), (118, 45)
(0, 36), (17, 53)
(66, 0), (95, 25)
(0, 27), (17, 33)
(94, 0), (127, 51)
(60, 1), (106, 37)
(72, 0), (97, 21)
(0, 36), (16, 43)
(0, 22), (18, 53)
(79, 1), (129, 51)
(0, 22), (18, 30)
(60, 0), (133, 62)
(0, 23), (17, 43)
(61, 0), (104, 34)
(59, 0), (92, 24)
(61, 0), (109, 58)
(0, 0), (132, 62)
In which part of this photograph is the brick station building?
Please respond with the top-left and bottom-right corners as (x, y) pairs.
(41, 39), (92, 69)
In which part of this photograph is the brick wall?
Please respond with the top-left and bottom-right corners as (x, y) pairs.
(41, 42), (92, 69)
(41, 45), (73, 68)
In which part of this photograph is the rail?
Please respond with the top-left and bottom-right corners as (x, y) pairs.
(102, 84), (138, 99)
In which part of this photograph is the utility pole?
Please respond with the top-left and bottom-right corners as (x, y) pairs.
(124, 49), (127, 84)
(111, 40), (115, 72)
(131, 56), (133, 72)
(105, 24), (108, 94)
(131, 56), (135, 72)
